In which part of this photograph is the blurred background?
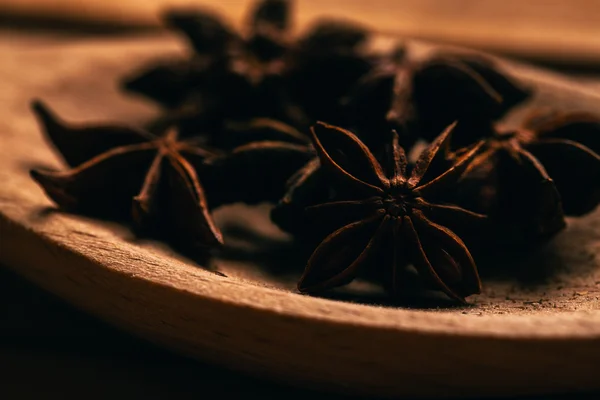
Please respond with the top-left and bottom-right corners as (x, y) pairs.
(2, 1), (600, 399)
(2, 0), (600, 69)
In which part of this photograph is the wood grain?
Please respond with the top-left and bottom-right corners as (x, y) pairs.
(2, 0), (600, 65)
(1, 34), (600, 398)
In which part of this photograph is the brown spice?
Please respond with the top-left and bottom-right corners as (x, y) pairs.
(297, 121), (486, 302)
(30, 100), (223, 255)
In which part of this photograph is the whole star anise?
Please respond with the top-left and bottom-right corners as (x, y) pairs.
(122, 0), (378, 141)
(122, 0), (303, 132)
(450, 108), (600, 247)
(29, 100), (223, 255)
(342, 51), (532, 150)
(296, 121), (485, 302)
(519, 110), (600, 215)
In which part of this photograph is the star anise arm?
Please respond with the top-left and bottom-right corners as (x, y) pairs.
(497, 145), (566, 239)
(304, 198), (385, 238)
(311, 122), (388, 195)
(120, 60), (204, 108)
(298, 213), (388, 293)
(525, 139), (600, 216)
(131, 152), (165, 233)
(457, 55), (532, 109)
(412, 210), (481, 297)
(460, 146), (497, 178)
(412, 59), (502, 118)
(224, 118), (309, 148)
(387, 130), (408, 186)
(162, 8), (237, 56)
(400, 215), (465, 302)
(270, 158), (325, 235)
(407, 121), (458, 188)
(198, 141), (313, 207)
(30, 143), (157, 219)
(527, 111), (600, 156)
(408, 55), (528, 142)
(31, 100), (150, 167)
(278, 158), (321, 205)
(413, 198), (487, 229)
(306, 198), (384, 220)
(402, 213), (479, 303)
(162, 155), (224, 252)
(415, 140), (485, 197)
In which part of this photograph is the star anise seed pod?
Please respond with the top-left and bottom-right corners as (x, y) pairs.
(122, 0), (302, 130)
(453, 109), (600, 246)
(516, 110), (600, 216)
(297, 121), (485, 302)
(29, 100), (224, 255)
(122, 0), (379, 140)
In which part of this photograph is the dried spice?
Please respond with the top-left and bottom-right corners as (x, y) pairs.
(122, 0), (304, 133)
(449, 109), (600, 246)
(343, 51), (532, 149)
(122, 0), (377, 141)
(29, 100), (223, 255)
(405, 53), (532, 143)
(296, 121), (485, 302)
(510, 111), (600, 214)
(26, 0), (600, 305)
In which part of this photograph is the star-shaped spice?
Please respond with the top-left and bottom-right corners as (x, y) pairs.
(342, 51), (531, 149)
(122, 0), (301, 132)
(121, 0), (377, 140)
(296, 121), (485, 302)
(29, 100), (223, 255)
(520, 110), (600, 214)
(451, 109), (600, 246)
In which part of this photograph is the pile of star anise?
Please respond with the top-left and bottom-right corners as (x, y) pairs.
(30, 0), (600, 303)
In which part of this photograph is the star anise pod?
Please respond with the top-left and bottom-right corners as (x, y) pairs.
(121, 0), (378, 142)
(122, 0), (303, 132)
(296, 121), (485, 302)
(29, 100), (223, 255)
(451, 108), (600, 246)
(343, 51), (532, 149)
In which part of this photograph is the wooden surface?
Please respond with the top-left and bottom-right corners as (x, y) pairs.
(1, 32), (600, 398)
(2, 264), (597, 400)
(2, 263), (386, 400)
(2, 0), (600, 66)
